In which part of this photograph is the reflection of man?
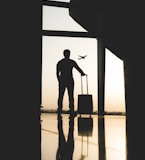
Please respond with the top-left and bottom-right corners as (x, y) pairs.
(56, 49), (85, 113)
(56, 114), (75, 160)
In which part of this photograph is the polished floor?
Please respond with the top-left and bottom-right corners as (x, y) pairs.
(41, 113), (127, 160)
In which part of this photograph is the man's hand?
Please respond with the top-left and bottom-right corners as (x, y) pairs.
(81, 73), (86, 76)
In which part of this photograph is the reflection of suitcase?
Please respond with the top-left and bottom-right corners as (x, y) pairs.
(77, 75), (93, 115)
(78, 116), (93, 137)
(77, 116), (93, 158)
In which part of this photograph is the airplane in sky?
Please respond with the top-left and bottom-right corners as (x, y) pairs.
(78, 55), (87, 60)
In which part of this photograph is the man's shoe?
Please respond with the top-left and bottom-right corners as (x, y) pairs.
(57, 108), (62, 114)
(69, 110), (77, 117)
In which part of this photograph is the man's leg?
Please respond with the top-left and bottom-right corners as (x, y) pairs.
(58, 82), (65, 112)
(67, 82), (74, 112)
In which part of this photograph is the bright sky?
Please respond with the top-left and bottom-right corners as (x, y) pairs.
(42, 5), (87, 32)
(42, 4), (126, 112)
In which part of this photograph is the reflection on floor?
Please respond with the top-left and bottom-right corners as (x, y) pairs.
(41, 113), (127, 160)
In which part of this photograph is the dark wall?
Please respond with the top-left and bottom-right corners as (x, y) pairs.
(1, 1), (41, 160)
(70, 0), (145, 159)
(1, 1), (145, 160)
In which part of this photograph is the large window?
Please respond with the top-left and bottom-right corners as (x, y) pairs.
(41, 1), (127, 159)
(41, 0), (125, 113)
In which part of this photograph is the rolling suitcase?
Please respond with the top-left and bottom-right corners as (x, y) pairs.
(77, 75), (93, 115)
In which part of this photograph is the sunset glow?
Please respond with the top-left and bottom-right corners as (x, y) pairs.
(42, 37), (125, 112)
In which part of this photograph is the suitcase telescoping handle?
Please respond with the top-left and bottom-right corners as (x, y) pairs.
(81, 74), (88, 94)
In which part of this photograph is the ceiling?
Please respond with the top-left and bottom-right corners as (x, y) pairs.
(69, 0), (144, 61)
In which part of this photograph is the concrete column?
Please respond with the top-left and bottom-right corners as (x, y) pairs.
(97, 39), (105, 116)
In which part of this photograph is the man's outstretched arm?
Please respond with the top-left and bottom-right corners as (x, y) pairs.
(74, 62), (85, 76)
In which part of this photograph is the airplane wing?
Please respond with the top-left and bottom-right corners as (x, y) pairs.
(78, 55), (87, 57)
(78, 55), (87, 59)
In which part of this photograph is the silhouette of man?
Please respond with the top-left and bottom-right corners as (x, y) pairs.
(56, 49), (85, 113)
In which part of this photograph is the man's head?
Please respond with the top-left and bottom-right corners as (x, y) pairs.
(63, 49), (70, 59)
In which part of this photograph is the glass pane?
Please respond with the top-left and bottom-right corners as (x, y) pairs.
(41, 36), (97, 112)
(105, 49), (126, 113)
(42, 5), (87, 32)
